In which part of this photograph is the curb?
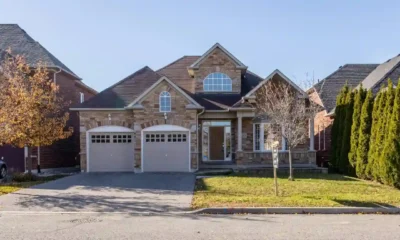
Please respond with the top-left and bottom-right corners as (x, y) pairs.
(190, 207), (400, 215)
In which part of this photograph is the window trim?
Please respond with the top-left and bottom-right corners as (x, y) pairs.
(159, 91), (171, 112)
(203, 72), (233, 92)
(80, 92), (84, 103)
(253, 123), (287, 152)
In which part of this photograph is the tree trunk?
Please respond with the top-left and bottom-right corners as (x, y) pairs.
(288, 146), (294, 181)
(26, 146), (32, 174)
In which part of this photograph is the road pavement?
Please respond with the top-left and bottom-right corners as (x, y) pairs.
(1, 213), (399, 240)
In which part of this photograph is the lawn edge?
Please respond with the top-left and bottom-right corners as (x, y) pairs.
(190, 207), (400, 215)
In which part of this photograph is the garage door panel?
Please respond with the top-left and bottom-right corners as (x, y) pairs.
(89, 133), (135, 172)
(143, 132), (189, 172)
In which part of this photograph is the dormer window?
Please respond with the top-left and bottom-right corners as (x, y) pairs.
(203, 72), (232, 92)
(159, 91), (171, 112)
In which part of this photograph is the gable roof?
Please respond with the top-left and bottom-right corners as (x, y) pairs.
(74, 53), (264, 110)
(358, 54), (400, 92)
(126, 76), (202, 108)
(74, 66), (161, 108)
(188, 43), (247, 70)
(0, 24), (79, 79)
(313, 64), (378, 112)
(245, 69), (307, 98)
(157, 55), (263, 110)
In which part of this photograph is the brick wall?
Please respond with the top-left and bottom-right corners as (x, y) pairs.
(192, 48), (242, 93)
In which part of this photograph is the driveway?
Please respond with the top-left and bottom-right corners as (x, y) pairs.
(0, 173), (196, 213)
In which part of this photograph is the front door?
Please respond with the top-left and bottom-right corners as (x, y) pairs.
(209, 127), (225, 160)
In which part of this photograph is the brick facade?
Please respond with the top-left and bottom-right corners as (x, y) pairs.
(79, 81), (198, 172)
(192, 48), (242, 93)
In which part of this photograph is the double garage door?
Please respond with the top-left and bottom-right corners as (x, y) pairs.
(88, 131), (189, 172)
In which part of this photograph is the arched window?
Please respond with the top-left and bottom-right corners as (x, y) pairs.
(203, 72), (232, 92)
(159, 91), (171, 112)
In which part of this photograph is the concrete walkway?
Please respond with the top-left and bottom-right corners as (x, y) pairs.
(0, 173), (195, 213)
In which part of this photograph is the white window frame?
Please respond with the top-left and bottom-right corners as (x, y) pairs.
(203, 72), (232, 92)
(80, 92), (84, 103)
(159, 91), (171, 112)
(253, 123), (287, 152)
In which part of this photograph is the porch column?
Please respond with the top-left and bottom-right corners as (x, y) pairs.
(237, 116), (243, 151)
(309, 118), (314, 150)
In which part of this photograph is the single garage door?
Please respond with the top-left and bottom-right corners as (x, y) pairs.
(143, 132), (189, 172)
(89, 133), (135, 172)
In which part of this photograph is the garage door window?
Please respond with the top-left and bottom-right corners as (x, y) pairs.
(146, 134), (166, 143)
(91, 135), (111, 143)
(113, 134), (132, 143)
(167, 134), (186, 142)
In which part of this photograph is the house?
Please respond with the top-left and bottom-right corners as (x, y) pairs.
(309, 53), (400, 166)
(71, 43), (316, 173)
(0, 24), (97, 172)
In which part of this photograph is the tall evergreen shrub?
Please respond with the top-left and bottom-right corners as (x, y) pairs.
(349, 88), (365, 167)
(339, 90), (354, 174)
(356, 90), (374, 178)
(380, 84), (400, 187)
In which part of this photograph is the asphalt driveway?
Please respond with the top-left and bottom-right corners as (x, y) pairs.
(0, 173), (195, 213)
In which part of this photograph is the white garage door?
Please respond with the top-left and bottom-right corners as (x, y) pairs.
(143, 132), (189, 172)
(89, 133), (135, 172)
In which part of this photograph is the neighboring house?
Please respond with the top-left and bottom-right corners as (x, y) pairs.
(0, 24), (97, 172)
(308, 53), (400, 166)
(71, 43), (316, 173)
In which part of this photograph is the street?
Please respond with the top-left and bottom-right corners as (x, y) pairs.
(1, 213), (399, 240)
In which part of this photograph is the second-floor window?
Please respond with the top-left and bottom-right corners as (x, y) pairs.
(80, 92), (84, 103)
(203, 72), (232, 92)
(159, 91), (171, 112)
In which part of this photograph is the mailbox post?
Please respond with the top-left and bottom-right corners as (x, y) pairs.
(272, 141), (280, 196)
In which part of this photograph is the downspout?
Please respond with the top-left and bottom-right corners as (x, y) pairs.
(196, 108), (205, 171)
(37, 67), (62, 174)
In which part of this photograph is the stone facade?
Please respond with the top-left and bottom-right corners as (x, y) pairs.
(78, 81), (198, 172)
(192, 48), (242, 93)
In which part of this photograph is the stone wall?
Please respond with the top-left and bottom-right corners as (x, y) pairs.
(192, 48), (242, 93)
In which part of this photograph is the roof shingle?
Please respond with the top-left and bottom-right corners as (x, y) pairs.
(0, 24), (78, 78)
(314, 64), (378, 112)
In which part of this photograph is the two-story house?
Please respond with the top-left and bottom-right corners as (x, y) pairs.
(71, 43), (316, 172)
(0, 24), (97, 172)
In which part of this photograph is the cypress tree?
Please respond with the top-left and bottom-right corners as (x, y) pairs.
(376, 80), (395, 180)
(331, 85), (349, 171)
(369, 86), (387, 181)
(349, 87), (365, 167)
(380, 83), (400, 187)
(366, 87), (384, 178)
(356, 90), (374, 178)
(339, 90), (354, 174)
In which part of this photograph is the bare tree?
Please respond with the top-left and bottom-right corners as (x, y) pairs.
(255, 80), (320, 180)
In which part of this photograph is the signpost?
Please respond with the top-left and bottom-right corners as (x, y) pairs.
(272, 141), (280, 196)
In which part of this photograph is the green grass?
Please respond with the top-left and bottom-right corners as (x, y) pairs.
(0, 175), (65, 196)
(192, 173), (400, 209)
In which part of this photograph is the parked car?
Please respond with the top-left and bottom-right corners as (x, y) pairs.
(0, 157), (7, 179)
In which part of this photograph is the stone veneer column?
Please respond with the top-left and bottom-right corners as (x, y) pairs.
(237, 116), (242, 151)
(309, 118), (314, 151)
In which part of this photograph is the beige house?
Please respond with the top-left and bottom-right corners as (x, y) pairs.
(71, 43), (316, 172)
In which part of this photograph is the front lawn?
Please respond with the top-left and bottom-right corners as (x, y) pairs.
(192, 173), (400, 209)
(0, 175), (65, 196)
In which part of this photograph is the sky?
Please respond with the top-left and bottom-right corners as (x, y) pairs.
(1, 0), (400, 92)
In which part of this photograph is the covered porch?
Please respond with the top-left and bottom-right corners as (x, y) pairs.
(197, 110), (317, 169)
